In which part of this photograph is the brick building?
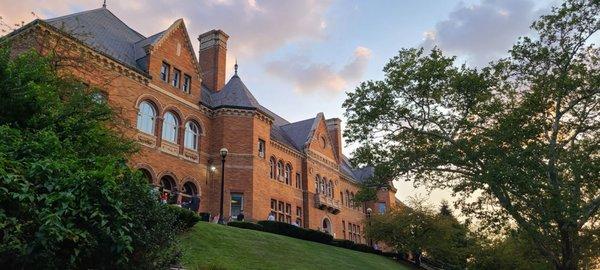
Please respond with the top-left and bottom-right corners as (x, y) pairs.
(6, 7), (397, 243)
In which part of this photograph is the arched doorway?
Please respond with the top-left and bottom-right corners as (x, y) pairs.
(181, 181), (200, 212)
(160, 175), (177, 204)
(322, 217), (332, 234)
(138, 168), (153, 184)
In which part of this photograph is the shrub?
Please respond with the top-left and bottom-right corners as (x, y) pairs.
(257, 221), (333, 244)
(227, 221), (264, 231)
(331, 239), (355, 249)
(168, 205), (201, 229)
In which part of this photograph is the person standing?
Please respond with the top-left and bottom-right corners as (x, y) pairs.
(267, 211), (276, 221)
(237, 211), (245, 221)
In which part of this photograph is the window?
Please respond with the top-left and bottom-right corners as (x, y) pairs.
(162, 112), (179, 143)
(277, 201), (284, 222)
(315, 175), (320, 193)
(350, 192), (355, 209)
(137, 101), (156, 135)
(284, 164), (291, 185)
(285, 203), (292, 223)
(296, 206), (303, 227)
(378, 202), (387, 214)
(172, 68), (181, 88)
(91, 91), (107, 103)
(184, 121), (199, 150)
(230, 193), (243, 217)
(183, 74), (192, 93)
(277, 161), (284, 181)
(328, 180), (333, 197)
(271, 199), (277, 211)
(162, 114), (178, 143)
(295, 173), (301, 189)
(340, 191), (344, 205)
(269, 157), (276, 179)
(160, 62), (170, 82)
(345, 190), (350, 207)
(320, 178), (325, 195)
(258, 139), (265, 158)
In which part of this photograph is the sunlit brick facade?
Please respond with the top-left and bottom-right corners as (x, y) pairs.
(7, 7), (398, 242)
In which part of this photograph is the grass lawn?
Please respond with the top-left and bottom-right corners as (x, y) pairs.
(179, 222), (413, 270)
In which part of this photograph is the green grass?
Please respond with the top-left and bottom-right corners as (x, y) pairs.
(179, 222), (413, 270)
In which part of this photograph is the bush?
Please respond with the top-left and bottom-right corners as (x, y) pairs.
(168, 205), (201, 229)
(227, 221), (264, 231)
(331, 239), (356, 249)
(257, 221), (333, 244)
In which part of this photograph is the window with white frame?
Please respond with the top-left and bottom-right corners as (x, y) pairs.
(162, 112), (179, 143)
(137, 101), (156, 135)
(184, 121), (199, 150)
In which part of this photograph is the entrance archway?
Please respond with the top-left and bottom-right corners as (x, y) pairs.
(181, 181), (198, 203)
(322, 217), (332, 234)
(159, 175), (177, 204)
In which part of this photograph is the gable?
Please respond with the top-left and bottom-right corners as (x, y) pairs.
(306, 116), (338, 162)
(148, 20), (201, 81)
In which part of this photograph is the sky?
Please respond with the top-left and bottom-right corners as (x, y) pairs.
(1, 0), (559, 213)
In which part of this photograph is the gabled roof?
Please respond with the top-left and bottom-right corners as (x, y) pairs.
(279, 117), (317, 150)
(45, 8), (146, 72)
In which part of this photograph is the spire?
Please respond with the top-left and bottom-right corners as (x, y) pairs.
(234, 58), (239, 77)
(102, 0), (107, 8)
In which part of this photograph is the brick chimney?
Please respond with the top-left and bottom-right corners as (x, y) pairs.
(198, 29), (229, 92)
(326, 118), (343, 161)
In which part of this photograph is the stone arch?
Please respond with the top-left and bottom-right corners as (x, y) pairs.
(183, 115), (206, 136)
(162, 105), (184, 123)
(135, 94), (163, 115)
(135, 163), (157, 184)
(322, 217), (332, 234)
(180, 177), (200, 204)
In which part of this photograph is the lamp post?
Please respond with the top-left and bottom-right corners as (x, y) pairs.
(366, 207), (373, 247)
(218, 148), (228, 224)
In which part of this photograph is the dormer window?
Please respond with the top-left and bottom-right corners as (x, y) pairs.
(172, 68), (181, 88)
(183, 74), (192, 93)
(160, 62), (170, 82)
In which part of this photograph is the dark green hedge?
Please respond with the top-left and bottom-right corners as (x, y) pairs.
(227, 221), (265, 231)
(168, 205), (201, 229)
(257, 221), (333, 244)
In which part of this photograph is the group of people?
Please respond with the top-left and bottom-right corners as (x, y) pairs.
(212, 211), (246, 223)
(267, 211), (302, 227)
(154, 186), (201, 212)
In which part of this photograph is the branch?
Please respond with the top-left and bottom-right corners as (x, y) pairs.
(579, 196), (600, 228)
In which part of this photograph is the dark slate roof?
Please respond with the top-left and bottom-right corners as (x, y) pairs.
(209, 75), (262, 109)
(279, 117), (317, 150)
(44, 7), (165, 74)
(352, 166), (375, 182)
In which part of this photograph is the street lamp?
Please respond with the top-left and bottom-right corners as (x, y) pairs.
(366, 207), (373, 247)
(218, 147), (228, 224)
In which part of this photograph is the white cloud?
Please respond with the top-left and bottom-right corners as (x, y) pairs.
(421, 0), (542, 66)
(265, 46), (372, 95)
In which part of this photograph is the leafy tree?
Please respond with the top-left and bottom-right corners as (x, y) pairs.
(0, 46), (182, 269)
(469, 231), (553, 270)
(344, 1), (599, 269)
(365, 198), (472, 269)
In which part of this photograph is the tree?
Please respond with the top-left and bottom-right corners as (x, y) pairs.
(0, 45), (183, 269)
(366, 198), (472, 269)
(344, 1), (599, 269)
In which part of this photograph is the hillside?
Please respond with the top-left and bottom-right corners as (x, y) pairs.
(179, 222), (413, 270)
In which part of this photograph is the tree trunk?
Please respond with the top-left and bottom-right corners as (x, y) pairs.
(555, 226), (579, 270)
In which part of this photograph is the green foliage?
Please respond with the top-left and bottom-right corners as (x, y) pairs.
(227, 221), (265, 231)
(257, 220), (334, 244)
(168, 205), (201, 230)
(0, 47), (181, 269)
(331, 239), (383, 255)
(344, 1), (600, 269)
(365, 199), (472, 269)
(468, 231), (552, 270)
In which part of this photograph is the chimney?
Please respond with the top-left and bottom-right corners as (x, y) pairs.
(198, 29), (229, 92)
(326, 118), (343, 161)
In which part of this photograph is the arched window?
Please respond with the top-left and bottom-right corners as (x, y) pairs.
(137, 101), (157, 134)
(162, 112), (179, 143)
(329, 180), (334, 198)
(277, 160), (284, 181)
(315, 175), (320, 193)
(181, 181), (198, 204)
(269, 157), (276, 179)
(184, 121), (199, 150)
(350, 192), (355, 208)
(340, 191), (344, 204)
(345, 190), (350, 207)
(284, 164), (291, 185)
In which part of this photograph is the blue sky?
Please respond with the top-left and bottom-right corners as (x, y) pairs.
(1, 0), (558, 209)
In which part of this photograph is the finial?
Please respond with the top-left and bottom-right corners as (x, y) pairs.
(234, 58), (238, 76)
(102, 0), (107, 8)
